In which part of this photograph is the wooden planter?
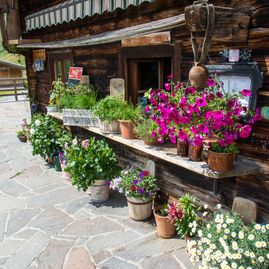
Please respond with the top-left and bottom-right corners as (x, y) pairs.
(99, 119), (120, 134)
(127, 197), (152, 221)
(153, 210), (176, 238)
(208, 150), (235, 172)
(119, 120), (135, 139)
(63, 109), (98, 127)
(89, 180), (110, 202)
(17, 135), (27, 143)
(188, 144), (203, 161)
(177, 139), (189, 157)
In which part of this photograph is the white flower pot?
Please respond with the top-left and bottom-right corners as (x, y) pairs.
(98, 119), (120, 134)
(46, 106), (57, 113)
(127, 197), (152, 221)
(89, 180), (110, 202)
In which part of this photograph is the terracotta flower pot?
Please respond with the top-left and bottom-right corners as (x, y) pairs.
(89, 180), (110, 202)
(127, 197), (152, 221)
(153, 210), (176, 238)
(188, 144), (203, 161)
(143, 139), (159, 146)
(177, 139), (189, 157)
(208, 150), (235, 172)
(119, 120), (135, 139)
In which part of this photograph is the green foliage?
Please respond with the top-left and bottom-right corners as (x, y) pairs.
(93, 96), (125, 121)
(65, 137), (119, 192)
(109, 167), (159, 200)
(50, 80), (66, 106)
(134, 118), (158, 143)
(16, 130), (26, 136)
(175, 193), (199, 238)
(30, 114), (70, 156)
(210, 141), (239, 154)
(158, 204), (169, 217)
(118, 102), (142, 122)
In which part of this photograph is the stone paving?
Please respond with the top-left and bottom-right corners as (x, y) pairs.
(0, 101), (198, 269)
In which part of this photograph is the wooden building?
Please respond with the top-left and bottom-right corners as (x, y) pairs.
(1, 0), (269, 221)
(0, 59), (24, 79)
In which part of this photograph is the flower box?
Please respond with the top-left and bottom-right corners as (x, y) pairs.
(62, 109), (99, 127)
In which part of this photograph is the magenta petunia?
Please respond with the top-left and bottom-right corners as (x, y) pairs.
(239, 124), (252, 139)
(178, 130), (188, 142)
(185, 87), (196, 95)
(196, 97), (207, 107)
(207, 79), (217, 87)
(216, 92), (223, 98)
(197, 124), (209, 134)
(164, 83), (171, 91)
(151, 131), (156, 139)
(169, 134), (177, 144)
(213, 110), (224, 120)
(241, 89), (252, 97)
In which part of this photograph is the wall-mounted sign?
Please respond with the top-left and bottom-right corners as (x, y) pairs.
(68, 67), (83, 88)
(33, 49), (46, 61)
(121, 32), (171, 47)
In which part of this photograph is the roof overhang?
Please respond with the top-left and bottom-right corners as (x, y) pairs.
(18, 14), (185, 49)
(25, 0), (155, 31)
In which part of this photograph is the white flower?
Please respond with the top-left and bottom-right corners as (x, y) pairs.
(254, 224), (261, 230)
(266, 224), (269, 229)
(248, 234), (254, 240)
(30, 129), (35, 135)
(204, 204), (208, 209)
(202, 211), (208, 217)
(35, 119), (41, 126)
(198, 230), (203, 237)
(266, 253), (269, 259)
(255, 241), (262, 248)
(224, 229), (230, 234)
(231, 262), (237, 268)
(238, 231), (244, 239)
(72, 138), (78, 145)
(206, 224), (211, 229)
(223, 223), (227, 228)
(258, 256), (264, 263)
(250, 252), (255, 258)
(217, 203), (222, 209)
(261, 241), (267, 247)
(244, 251), (250, 257)
(189, 223), (193, 228)
(231, 232), (236, 237)
(207, 233), (212, 239)
(232, 241), (238, 250)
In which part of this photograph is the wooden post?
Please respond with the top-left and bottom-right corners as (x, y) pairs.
(173, 41), (182, 84)
(14, 79), (18, 101)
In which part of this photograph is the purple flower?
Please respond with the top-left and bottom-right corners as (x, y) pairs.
(139, 172), (145, 179)
(216, 92), (223, 98)
(133, 179), (139, 185)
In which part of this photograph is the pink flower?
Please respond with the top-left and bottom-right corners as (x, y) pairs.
(228, 99), (236, 108)
(239, 125), (252, 139)
(196, 97), (207, 107)
(151, 131), (156, 139)
(207, 79), (217, 87)
(216, 92), (223, 98)
(197, 124), (209, 134)
(185, 87), (196, 95)
(213, 110), (224, 120)
(169, 134), (177, 144)
(164, 83), (171, 91)
(167, 74), (174, 80)
(178, 130), (188, 143)
(241, 89), (252, 97)
(82, 139), (89, 148)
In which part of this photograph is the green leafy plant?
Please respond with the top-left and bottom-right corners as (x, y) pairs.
(134, 118), (159, 143)
(49, 80), (66, 107)
(210, 141), (239, 154)
(118, 102), (142, 122)
(17, 130), (26, 136)
(189, 205), (269, 269)
(109, 167), (159, 201)
(175, 193), (200, 238)
(65, 137), (119, 191)
(93, 96), (125, 121)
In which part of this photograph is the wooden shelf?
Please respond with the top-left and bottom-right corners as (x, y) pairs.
(48, 112), (262, 180)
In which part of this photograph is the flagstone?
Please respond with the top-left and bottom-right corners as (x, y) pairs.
(0, 195), (26, 214)
(0, 213), (7, 242)
(98, 257), (138, 269)
(57, 196), (90, 215)
(0, 179), (29, 197)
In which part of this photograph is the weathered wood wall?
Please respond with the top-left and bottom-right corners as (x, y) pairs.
(21, 0), (269, 221)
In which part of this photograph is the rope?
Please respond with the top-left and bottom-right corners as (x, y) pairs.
(190, 1), (215, 66)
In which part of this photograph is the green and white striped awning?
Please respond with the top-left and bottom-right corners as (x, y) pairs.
(25, 0), (154, 31)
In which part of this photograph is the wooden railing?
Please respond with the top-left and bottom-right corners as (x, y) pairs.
(0, 78), (28, 101)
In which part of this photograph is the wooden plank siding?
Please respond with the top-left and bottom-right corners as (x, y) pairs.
(20, 0), (269, 221)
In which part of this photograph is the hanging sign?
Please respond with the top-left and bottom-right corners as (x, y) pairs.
(68, 67), (83, 87)
(121, 32), (171, 47)
(33, 49), (46, 61)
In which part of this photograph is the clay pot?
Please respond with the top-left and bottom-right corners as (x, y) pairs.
(189, 65), (209, 89)
(17, 135), (27, 143)
(153, 210), (176, 238)
(188, 144), (203, 161)
(89, 180), (110, 202)
(177, 139), (189, 157)
(143, 139), (159, 146)
(208, 150), (235, 172)
(127, 197), (152, 221)
(119, 120), (135, 139)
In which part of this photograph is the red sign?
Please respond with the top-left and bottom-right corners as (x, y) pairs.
(69, 67), (83, 80)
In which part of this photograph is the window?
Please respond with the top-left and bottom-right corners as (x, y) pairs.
(48, 51), (73, 84)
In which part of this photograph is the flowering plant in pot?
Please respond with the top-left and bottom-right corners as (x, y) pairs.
(16, 130), (28, 142)
(154, 202), (184, 238)
(189, 204), (269, 269)
(65, 137), (119, 202)
(47, 80), (66, 112)
(109, 167), (159, 220)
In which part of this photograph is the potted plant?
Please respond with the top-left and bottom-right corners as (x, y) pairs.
(154, 202), (184, 238)
(134, 118), (159, 145)
(65, 137), (119, 202)
(189, 204), (269, 269)
(16, 130), (27, 142)
(118, 103), (142, 139)
(93, 96), (124, 133)
(47, 80), (66, 112)
(109, 167), (159, 221)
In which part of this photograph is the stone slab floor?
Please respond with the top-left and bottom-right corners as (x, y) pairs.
(0, 101), (198, 269)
